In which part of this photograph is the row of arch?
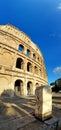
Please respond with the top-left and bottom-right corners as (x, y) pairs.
(18, 44), (43, 63)
(16, 57), (43, 75)
(14, 79), (39, 95)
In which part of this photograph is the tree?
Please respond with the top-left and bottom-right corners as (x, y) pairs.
(50, 82), (55, 86)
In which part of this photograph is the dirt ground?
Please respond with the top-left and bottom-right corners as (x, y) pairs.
(0, 92), (61, 130)
(19, 92), (61, 130)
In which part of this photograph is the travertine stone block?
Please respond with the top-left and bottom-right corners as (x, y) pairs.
(35, 86), (52, 121)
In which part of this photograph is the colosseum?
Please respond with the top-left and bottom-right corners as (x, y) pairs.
(0, 24), (48, 97)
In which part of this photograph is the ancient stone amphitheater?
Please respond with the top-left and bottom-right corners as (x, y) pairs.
(0, 24), (48, 97)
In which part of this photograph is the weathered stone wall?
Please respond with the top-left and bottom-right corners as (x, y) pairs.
(0, 24), (48, 97)
(35, 86), (52, 121)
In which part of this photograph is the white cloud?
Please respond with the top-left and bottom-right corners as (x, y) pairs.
(53, 66), (61, 74)
(57, 3), (61, 10)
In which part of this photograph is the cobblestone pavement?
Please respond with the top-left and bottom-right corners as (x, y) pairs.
(0, 92), (61, 130)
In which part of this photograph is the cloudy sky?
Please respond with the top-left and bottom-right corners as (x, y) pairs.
(0, 0), (61, 84)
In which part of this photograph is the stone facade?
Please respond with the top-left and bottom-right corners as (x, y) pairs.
(0, 24), (48, 97)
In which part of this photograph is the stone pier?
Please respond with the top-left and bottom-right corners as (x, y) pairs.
(35, 86), (52, 121)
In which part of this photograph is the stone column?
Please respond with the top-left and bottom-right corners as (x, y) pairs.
(31, 63), (34, 76)
(30, 52), (33, 59)
(35, 86), (52, 121)
(23, 79), (27, 96)
(33, 80), (36, 95)
(23, 46), (27, 55)
(12, 53), (17, 70)
(23, 58), (27, 72)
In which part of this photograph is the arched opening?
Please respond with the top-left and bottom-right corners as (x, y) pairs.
(26, 49), (30, 56)
(40, 69), (42, 76)
(36, 83), (39, 88)
(14, 80), (23, 96)
(41, 59), (43, 64)
(33, 53), (36, 60)
(34, 66), (38, 75)
(18, 44), (24, 52)
(16, 58), (23, 69)
(27, 62), (32, 72)
(27, 81), (33, 95)
(38, 57), (40, 62)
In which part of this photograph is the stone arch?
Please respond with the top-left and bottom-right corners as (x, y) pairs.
(27, 81), (33, 95)
(14, 79), (23, 95)
(38, 57), (40, 62)
(27, 62), (32, 72)
(26, 49), (31, 56)
(18, 44), (24, 52)
(33, 53), (36, 60)
(16, 58), (24, 69)
(40, 68), (42, 74)
(34, 66), (38, 75)
(36, 83), (39, 88)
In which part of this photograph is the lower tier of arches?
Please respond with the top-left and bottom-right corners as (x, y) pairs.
(0, 73), (48, 97)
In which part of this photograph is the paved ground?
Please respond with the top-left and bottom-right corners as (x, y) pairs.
(0, 92), (61, 130)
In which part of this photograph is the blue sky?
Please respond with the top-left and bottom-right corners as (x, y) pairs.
(0, 0), (61, 84)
